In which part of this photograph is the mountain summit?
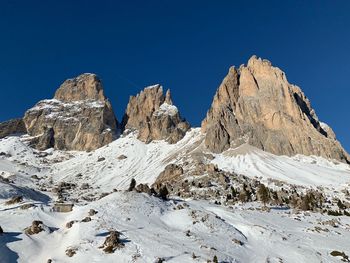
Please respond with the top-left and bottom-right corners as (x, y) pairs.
(122, 84), (190, 143)
(202, 56), (349, 163)
(0, 56), (348, 163)
(23, 73), (118, 151)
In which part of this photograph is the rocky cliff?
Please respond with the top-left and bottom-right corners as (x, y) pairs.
(122, 84), (190, 143)
(0, 118), (27, 139)
(202, 56), (349, 163)
(23, 73), (118, 151)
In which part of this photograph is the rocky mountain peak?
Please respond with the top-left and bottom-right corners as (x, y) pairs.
(165, 89), (173, 105)
(122, 85), (190, 144)
(23, 73), (117, 151)
(54, 73), (106, 102)
(202, 56), (349, 163)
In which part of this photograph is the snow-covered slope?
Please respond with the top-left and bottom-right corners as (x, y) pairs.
(1, 131), (350, 263)
(212, 143), (350, 188)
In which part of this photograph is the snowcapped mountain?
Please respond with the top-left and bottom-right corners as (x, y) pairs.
(1, 56), (350, 263)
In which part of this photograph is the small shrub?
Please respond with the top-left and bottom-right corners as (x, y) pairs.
(327, 210), (343, 216)
(238, 190), (248, 203)
(65, 248), (77, 257)
(337, 200), (346, 210)
(257, 184), (270, 206)
(5, 196), (23, 205)
(128, 178), (136, 191)
(158, 185), (169, 200)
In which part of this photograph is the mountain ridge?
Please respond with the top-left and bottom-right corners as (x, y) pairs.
(0, 56), (348, 163)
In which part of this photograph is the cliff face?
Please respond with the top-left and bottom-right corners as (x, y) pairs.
(202, 56), (349, 163)
(122, 84), (190, 144)
(0, 118), (26, 139)
(23, 73), (118, 151)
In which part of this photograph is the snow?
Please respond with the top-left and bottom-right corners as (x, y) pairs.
(212, 143), (350, 189)
(144, 84), (161, 90)
(320, 121), (330, 131)
(153, 103), (179, 117)
(1, 132), (350, 262)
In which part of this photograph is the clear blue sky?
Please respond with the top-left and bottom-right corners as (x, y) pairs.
(0, 1), (349, 151)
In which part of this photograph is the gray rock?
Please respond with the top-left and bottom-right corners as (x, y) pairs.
(0, 118), (26, 139)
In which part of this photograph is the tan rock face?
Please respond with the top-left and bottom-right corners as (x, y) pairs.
(54, 73), (105, 102)
(202, 56), (349, 163)
(23, 73), (117, 151)
(0, 118), (27, 139)
(122, 85), (190, 143)
(155, 164), (184, 185)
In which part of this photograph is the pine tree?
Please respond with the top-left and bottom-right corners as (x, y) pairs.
(257, 184), (270, 207)
(337, 199), (346, 210)
(158, 185), (169, 200)
(213, 255), (218, 263)
(239, 189), (248, 203)
(231, 186), (237, 198)
(128, 178), (136, 191)
(300, 194), (311, 211)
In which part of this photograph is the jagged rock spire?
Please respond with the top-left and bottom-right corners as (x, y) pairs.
(202, 55), (349, 163)
(122, 84), (190, 143)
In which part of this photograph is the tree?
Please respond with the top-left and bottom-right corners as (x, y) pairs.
(337, 199), (346, 210)
(231, 186), (237, 198)
(128, 178), (136, 191)
(158, 185), (169, 200)
(213, 255), (218, 263)
(238, 189), (248, 203)
(300, 194), (311, 211)
(257, 184), (270, 207)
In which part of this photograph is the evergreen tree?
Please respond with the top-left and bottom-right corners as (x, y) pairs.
(257, 184), (270, 206)
(239, 189), (248, 203)
(300, 194), (311, 211)
(337, 199), (346, 210)
(158, 185), (169, 200)
(128, 178), (136, 191)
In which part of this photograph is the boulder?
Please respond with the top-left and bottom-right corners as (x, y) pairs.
(156, 164), (184, 184)
(202, 56), (350, 163)
(25, 220), (46, 235)
(101, 230), (124, 253)
(23, 73), (118, 151)
(122, 85), (190, 143)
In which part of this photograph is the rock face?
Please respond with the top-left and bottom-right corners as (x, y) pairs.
(155, 164), (184, 185)
(25, 220), (45, 235)
(122, 85), (190, 143)
(23, 73), (117, 151)
(202, 56), (349, 163)
(0, 118), (26, 139)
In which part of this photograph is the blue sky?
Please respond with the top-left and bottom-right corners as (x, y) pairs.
(0, 1), (349, 151)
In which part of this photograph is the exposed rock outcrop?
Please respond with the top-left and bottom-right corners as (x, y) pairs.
(100, 230), (124, 253)
(155, 164), (184, 185)
(0, 118), (26, 139)
(23, 73), (118, 151)
(24, 220), (47, 235)
(122, 85), (190, 143)
(202, 56), (349, 163)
